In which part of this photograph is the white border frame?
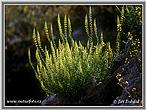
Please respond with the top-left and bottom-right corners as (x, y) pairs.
(1, 1), (145, 109)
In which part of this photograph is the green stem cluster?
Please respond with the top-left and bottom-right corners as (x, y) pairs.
(28, 7), (119, 100)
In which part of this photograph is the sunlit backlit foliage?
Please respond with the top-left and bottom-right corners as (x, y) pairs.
(116, 5), (142, 41)
(28, 7), (119, 100)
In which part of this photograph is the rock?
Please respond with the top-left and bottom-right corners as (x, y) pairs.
(115, 52), (126, 62)
(111, 38), (142, 106)
(41, 94), (59, 106)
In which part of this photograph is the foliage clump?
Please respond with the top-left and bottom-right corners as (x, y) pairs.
(116, 5), (142, 43)
(28, 7), (119, 101)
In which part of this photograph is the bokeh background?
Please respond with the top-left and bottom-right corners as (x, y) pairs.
(5, 5), (122, 106)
